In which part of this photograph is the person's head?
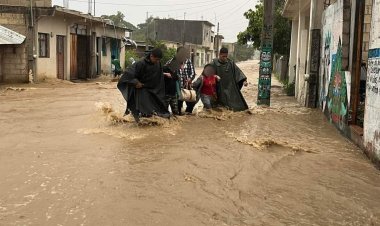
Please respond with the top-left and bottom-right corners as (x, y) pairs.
(202, 64), (216, 77)
(177, 46), (184, 53)
(219, 47), (228, 63)
(149, 48), (163, 64)
(111, 55), (115, 60)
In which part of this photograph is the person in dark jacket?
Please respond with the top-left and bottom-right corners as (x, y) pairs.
(117, 48), (170, 122)
(211, 47), (248, 111)
(163, 61), (183, 115)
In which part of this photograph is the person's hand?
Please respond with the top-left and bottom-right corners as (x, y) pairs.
(243, 80), (248, 86)
(135, 81), (144, 88)
(216, 75), (221, 81)
(164, 72), (172, 78)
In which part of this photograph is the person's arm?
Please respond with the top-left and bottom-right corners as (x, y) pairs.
(232, 61), (247, 89)
(186, 59), (196, 81)
(122, 61), (144, 88)
(192, 76), (203, 89)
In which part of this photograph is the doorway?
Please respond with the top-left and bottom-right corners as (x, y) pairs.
(56, 35), (65, 80)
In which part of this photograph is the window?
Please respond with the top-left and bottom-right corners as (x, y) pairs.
(211, 36), (214, 43)
(38, 33), (49, 58)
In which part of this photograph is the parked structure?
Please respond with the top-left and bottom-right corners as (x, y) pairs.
(283, 0), (379, 164)
(147, 19), (219, 67)
(0, 0), (129, 83)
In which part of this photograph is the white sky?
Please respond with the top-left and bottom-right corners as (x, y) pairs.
(52, 0), (258, 42)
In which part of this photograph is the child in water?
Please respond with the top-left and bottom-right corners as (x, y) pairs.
(193, 64), (220, 109)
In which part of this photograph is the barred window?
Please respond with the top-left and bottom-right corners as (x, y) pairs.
(38, 33), (49, 58)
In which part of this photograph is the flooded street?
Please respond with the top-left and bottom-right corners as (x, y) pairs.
(1, 60), (379, 225)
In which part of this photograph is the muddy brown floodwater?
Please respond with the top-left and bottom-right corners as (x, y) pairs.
(0, 60), (379, 226)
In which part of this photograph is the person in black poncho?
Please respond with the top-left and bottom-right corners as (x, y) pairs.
(117, 48), (170, 122)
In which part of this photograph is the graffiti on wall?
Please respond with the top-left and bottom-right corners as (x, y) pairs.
(326, 39), (348, 128)
(320, 0), (350, 129)
(367, 48), (380, 95)
(365, 46), (380, 160)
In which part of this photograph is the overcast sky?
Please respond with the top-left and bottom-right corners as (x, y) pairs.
(51, 0), (258, 42)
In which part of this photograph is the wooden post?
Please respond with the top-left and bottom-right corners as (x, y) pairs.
(257, 0), (275, 106)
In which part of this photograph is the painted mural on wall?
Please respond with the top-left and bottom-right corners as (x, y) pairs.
(258, 24), (273, 105)
(326, 39), (348, 128)
(320, 0), (350, 130)
(364, 0), (380, 162)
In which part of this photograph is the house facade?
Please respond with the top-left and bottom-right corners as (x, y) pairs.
(148, 19), (219, 67)
(0, 0), (128, 83)
(283, 0), (380, 164)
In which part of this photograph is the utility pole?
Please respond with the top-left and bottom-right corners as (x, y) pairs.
(145, 11), (149, 51)
(182, 12), (186, 46)
(257, 0), (275, 106)
(216, 22), (219, 57)
(93, 0), (95, 16)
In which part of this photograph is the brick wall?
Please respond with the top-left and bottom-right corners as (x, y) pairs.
(0, 0), (51, 7)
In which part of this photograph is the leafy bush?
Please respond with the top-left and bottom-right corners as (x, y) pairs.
(275, 73), (295, 96)
(284, 81), (295, 96)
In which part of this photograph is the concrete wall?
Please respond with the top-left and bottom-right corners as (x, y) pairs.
(288, 20), (299, 83)
(0, 44), (28, 83)
(319, 0), (352, 131)
(36, 14), (126, 79)
(295, 10), (309, 104)
(0, 13), (29, 83)
(37, 16), (68, 79)
(364, 0), (380, 164)
(153, 20), (213, 47)
(361, 0), (373, 63)
(0, 0), (51, 7)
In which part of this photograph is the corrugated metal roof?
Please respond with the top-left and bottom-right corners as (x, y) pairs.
(0, 25), (26, 45)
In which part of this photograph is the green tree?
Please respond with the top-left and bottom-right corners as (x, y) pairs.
(237, 0), (291, 55)
(149, 40), (176, 64)
(101, 11), (136, 30)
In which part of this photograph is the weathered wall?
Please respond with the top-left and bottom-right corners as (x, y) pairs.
(364, 0), (380, 164)
(37, 16), (69, 79)
(0, 0), (51, 7)
(153, 20), (213, 47)
(320, 0), (351, 131)
(0, 13), (29, 83)
(362, 0), (373, 63)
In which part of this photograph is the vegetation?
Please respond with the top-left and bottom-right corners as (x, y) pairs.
(237, 0), (291, 55)
(124, 49), (139, 69)
(149, 40), (177, 64)
(225, 44), (256, 62)
(275, 73), (295, 96)
(101, 11), (136, 30)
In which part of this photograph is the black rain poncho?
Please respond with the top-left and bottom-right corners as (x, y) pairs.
(211, 58), (248, 111)
(117, 56), (169, 121)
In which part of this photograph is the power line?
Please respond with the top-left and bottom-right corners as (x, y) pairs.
(67, 0), (229, 7)
(167, 0), (236, 19)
